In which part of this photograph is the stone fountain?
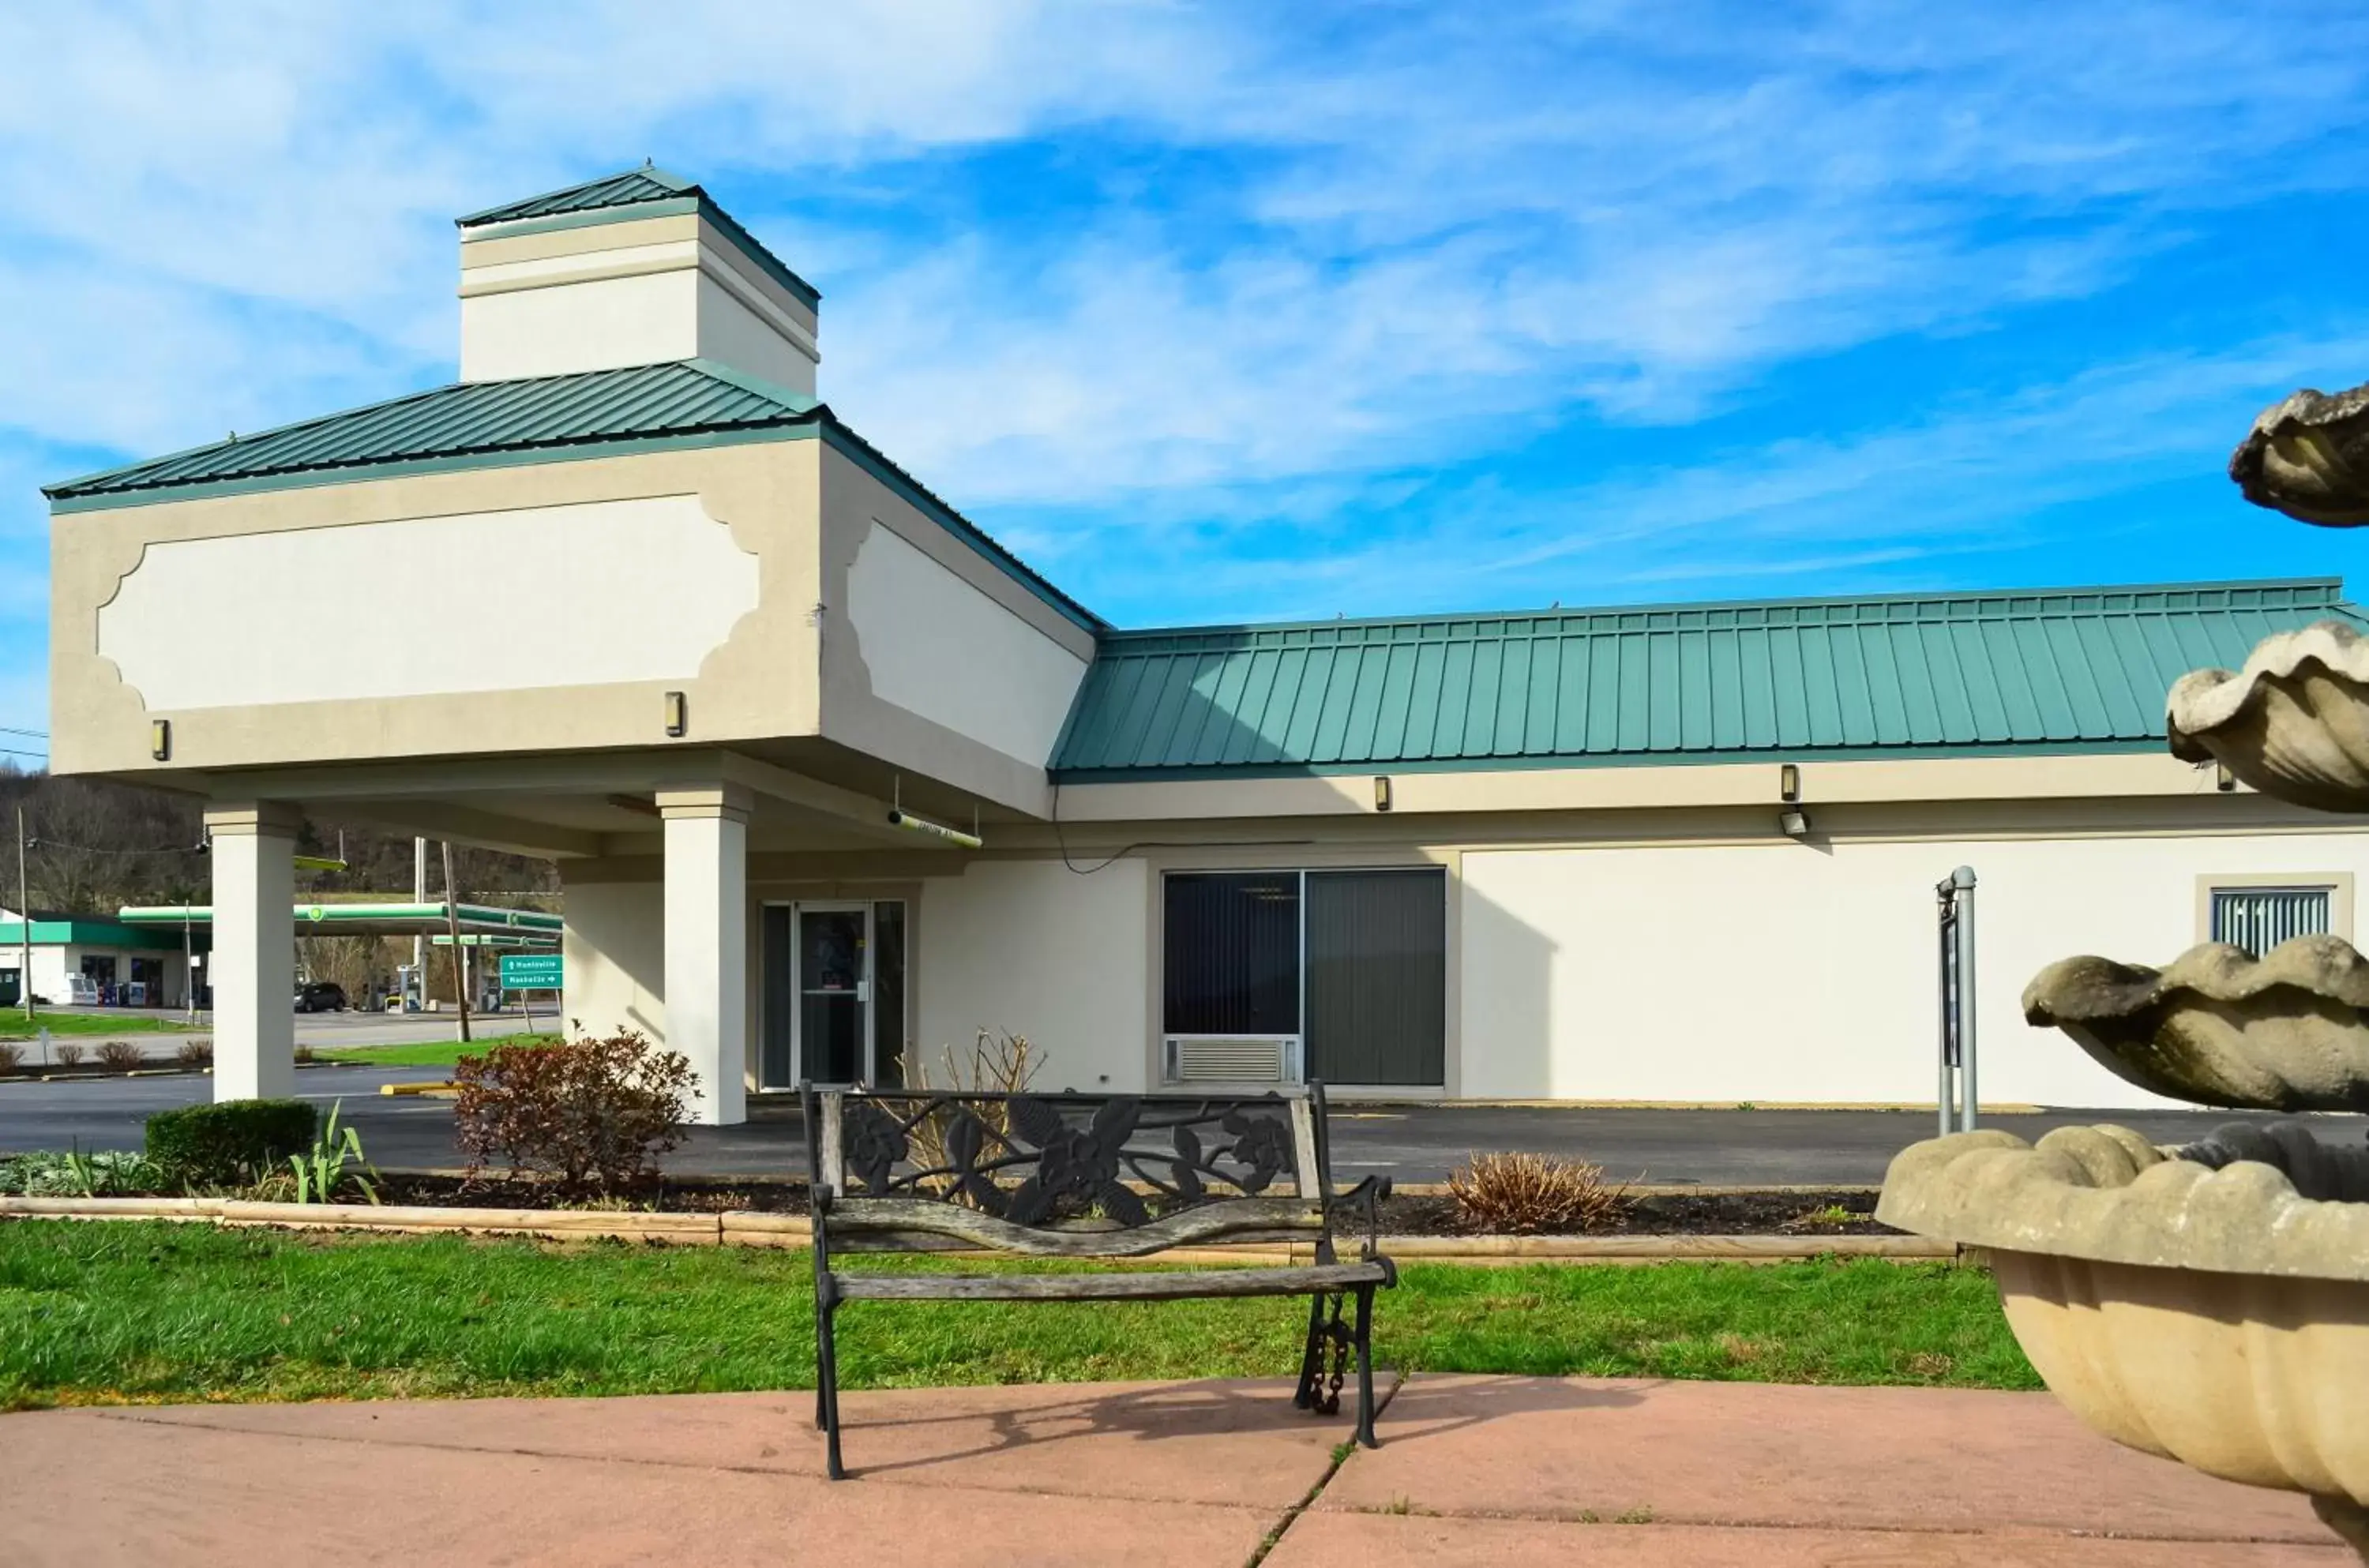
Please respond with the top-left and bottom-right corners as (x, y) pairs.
(1878, 380), (2369, 1556)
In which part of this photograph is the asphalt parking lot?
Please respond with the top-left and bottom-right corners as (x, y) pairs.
(1, 1066), (2357, 1186)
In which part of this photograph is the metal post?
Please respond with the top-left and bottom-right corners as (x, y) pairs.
(1937, 882), (1954, 1139)
(411, 836), (426, 1003)
(1954, 866), (1978, 1132)
(1936, 865), (1978, 1134)
(16, 806), (30, 1022)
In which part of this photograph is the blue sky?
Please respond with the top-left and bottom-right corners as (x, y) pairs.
(5, 2), (2369, 746)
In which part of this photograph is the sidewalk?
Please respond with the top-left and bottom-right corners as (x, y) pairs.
(0, 1375), (2344, 1566)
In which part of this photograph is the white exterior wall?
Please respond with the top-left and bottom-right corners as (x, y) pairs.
(563, 880), (666, 1043)
(1459, 827), (2369, 1109)
(460, 269), (699, 381)
(844, 522), (1090, 770)
(97, 496), (759, 711)
(915, 858), (1151, 1093)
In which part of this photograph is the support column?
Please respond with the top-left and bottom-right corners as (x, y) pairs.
(205, 803), (299, 1102)
(659, 787), (749, 1127)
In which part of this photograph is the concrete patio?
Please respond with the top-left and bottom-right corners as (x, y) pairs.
(0, 1375), (2345, 1565)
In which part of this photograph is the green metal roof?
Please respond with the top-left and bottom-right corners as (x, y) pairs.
(43, 360), (1102, 631)
(45, 360), (818, 501)
(456, 164), (821, 309)
(1051, 579), (2367, 778)
(457, 166), (695, 225)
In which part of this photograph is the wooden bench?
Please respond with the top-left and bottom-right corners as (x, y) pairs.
(801, 1082), (1395, 1480)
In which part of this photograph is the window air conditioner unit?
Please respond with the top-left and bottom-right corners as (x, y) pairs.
(1163, 1035), (1303, 1085)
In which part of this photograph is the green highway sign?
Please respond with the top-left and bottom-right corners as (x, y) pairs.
(499, 952), (564, 991)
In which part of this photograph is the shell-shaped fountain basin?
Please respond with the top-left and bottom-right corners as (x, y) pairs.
(2023, 935), (2369, 1112)
(2166, 620), (2369, 812)
(2231, 381), (2369, 527)
(1879, 1124), (2369, 1545)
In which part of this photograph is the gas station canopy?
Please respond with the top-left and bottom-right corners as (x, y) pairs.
(118, 901), (561, 945)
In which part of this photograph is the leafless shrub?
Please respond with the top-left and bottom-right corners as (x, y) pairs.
(452, 1030), (696, 1192)
(899, 1030), (1040, 1202)
(0, 1041), (21, 1073)
(175, 1038), (214, 1069)
(294, 1045), (316, 1064)
(96, 1040), (147, 1071)
(1447, 1151), (1630, 1234)
(54, 1041), (85, 1069)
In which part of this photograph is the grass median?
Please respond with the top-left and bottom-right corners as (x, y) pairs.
(0, 1012), (201, 1041)
(312, 1030), (558, 1067)
(0, 1220), (2035, 1409)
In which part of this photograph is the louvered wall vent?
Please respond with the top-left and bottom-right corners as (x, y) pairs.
(1163, 1035), (1303, 1085)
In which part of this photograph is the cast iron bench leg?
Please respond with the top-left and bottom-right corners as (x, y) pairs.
(1293, 1292), (1329, 1409)
(1353, 1284), (1378, 1449)
(818, 1297), (846, 1480)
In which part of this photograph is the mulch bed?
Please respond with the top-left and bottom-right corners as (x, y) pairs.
(361, 1173), (1895, 1236)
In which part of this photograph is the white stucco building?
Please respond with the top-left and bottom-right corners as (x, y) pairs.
(45, 167), (2369, 1119)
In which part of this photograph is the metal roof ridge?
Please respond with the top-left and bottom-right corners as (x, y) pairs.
(43, 361), (820, 501)
(454, 163), (693, 227)
(42, 377), (465, 500)
(1091, 576), (2353, 643)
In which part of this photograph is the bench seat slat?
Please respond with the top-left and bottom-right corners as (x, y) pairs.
(828, 1195), (1323, 1258)
(831, 1262), (1390, 1303)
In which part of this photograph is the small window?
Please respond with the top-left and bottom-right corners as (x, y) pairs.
(2209, 884), (2333, 958)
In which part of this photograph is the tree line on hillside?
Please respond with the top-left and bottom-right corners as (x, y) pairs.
(0, 766), (559, 917)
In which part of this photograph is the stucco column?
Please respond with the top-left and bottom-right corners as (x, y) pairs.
(659, 787), (749, 1127)
(204, 803), (299, 1102)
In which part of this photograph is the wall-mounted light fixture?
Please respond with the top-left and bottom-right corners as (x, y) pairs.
(1373, 775), (1393, 812)
(1778, 761), (1811, 838)
(663, 691), (688, 738)
(2216, 763), (2237, 793)
(149, 719), (171, 763)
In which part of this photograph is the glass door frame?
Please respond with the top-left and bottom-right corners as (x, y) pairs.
(759, 897), (913, 1090)
(790, 900), (873, 1087)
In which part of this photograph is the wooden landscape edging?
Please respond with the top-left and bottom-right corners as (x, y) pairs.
(0, 1195), (1958, 1262)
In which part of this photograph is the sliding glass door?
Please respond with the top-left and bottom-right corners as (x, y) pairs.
(1161, 868), (1444, 1086)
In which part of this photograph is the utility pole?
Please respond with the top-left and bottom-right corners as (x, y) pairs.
(441, 840), (471, 1045)
(411, 835), (426, 1010)
(15, 805), (31, 1022)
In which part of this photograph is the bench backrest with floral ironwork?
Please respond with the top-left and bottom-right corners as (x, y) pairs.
(802, 1084), (1348, 1259)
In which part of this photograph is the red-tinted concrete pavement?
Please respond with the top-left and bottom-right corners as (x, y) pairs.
(0, 1377), (2348, 1566)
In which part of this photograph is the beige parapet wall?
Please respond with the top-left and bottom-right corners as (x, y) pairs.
(0, 1196), (1958, 1263)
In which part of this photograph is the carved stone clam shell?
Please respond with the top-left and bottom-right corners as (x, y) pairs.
(2166, 620), (2369, 812)
(1879, 1126), (2369, 1551)
(2022, 936), (2369, 1112)
(2231, 381), (2369, 526)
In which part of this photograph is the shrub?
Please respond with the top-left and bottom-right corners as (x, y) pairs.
(901, 1030), (1039, 1202)
(54, 1041), (85, 1068)
(1447, 1151), (1630, 1234)
(0, 1041), (21, 1073)
(96, 1040), (146, 1071)
(294, 1044), (316, 1064)
(452, 1030), (696, 1191)
(0, 1148), (167, 1197)
(145, 1099), (319, 1187)
(175, 1038), (214, 1069)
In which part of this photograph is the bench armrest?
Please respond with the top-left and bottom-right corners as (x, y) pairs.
(1324, 1174), (1391, 1261)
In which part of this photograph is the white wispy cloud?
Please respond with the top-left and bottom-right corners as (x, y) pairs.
(0, 0), (2365, 700)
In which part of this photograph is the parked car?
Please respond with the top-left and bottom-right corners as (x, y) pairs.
(293, 981), (348, 1013)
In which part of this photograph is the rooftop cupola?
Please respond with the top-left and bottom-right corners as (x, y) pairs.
(454, 164), (820, 393)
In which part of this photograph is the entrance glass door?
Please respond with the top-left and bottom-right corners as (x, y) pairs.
(799, 906), (868, 1084)
(757, 899), (909, 1090)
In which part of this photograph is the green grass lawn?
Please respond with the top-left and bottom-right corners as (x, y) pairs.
(313, 1030), (557, 1067)
(0, 1011), (201, 1040)
(0, 1220), (2036, 1409)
